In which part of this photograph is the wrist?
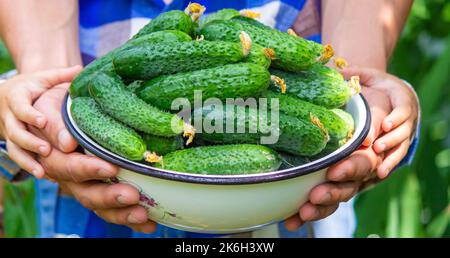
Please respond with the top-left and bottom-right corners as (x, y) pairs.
(13, 32), (82, 74)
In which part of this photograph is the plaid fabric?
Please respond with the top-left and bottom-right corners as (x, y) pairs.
(78, 0), (321, 64)
(0, 0), (419, 238)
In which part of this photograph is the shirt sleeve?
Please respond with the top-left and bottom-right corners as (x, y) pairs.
(0, 141), (23, 181)
(395, 80), (421, 168)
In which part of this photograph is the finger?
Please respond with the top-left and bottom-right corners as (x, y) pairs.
(6, 140), (45, 178)
(37, 149), (118, 182)
(129, 221), (158, 234)
(7, 87), (47, 128)
(35, 65), (83, 87)
(373, 121), (414, 153)
(64, 181), (140, 209)
(309, 182), (360, 205)
(94, 205), (151, 226)
(362, 126), (376, 146)
(382, 102), (413, 132)
(339, 66), (381, 85)
(361, 87), (389, 146)
(377, 139), (410, 179)
(327, 147), (380, 181)
(364, 102), (388, 147)
(32, 85), (78, 152)
(363, 125), (377, 146)
(284, 214), (304, 232)
(299, 202), (339, 222)
(382, 80), (417, 132)
(4, 112), (51, 156)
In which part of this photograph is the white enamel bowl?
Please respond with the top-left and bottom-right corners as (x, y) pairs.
(63, 94), (370, 234)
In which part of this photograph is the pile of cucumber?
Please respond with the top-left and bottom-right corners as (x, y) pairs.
(69, 4), (360, 175)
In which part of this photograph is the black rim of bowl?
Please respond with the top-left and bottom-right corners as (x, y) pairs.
(63, 93), (371, 185)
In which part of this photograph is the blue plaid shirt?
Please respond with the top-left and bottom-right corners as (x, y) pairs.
(0, 0), (419, 238)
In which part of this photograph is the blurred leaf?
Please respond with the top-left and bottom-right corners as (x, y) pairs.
(0, 41), (14, 74)
(386, 190), (400, 237)
(416, 35), (450, 118)
(435, 148), (450, 169)
(3, 178), (37, 238)
(354, 182), (390, 237)
(411, 0), (430, 20)
(430, 120), (449, 140)
(399, 172), (423, 237)
(441, 2), (450, 22)
(426, 206), (450, 237)
(413, 36), (450, 220)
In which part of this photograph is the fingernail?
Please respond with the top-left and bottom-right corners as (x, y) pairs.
(286, 221), (303, 232)
(58, 130), (73, 150)
(363, 137), (372, 146)
(38, 145), (50, 156)
(319, 193), (332, 204)
(385, 121), (393, 131)
(117, 195), (132, 205)
(378, 143), (386, 152)
(303, 208), (319, 220)
(380, 167), (391, 179)
(36, 116), (46, 128)
(31, 168), (43, 178)
(128, 214), (145, 224)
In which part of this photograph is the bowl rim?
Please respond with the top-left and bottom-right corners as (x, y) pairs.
(63, 93), (371, 185)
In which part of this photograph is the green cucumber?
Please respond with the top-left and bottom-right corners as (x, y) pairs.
(70, 61), (113, 99)
(112, 38), (250, 81)
(332, 108), (355, 137)
(71, 97), (146, 160)
(126, 80), (144, 93)
(313, 109), (355, 158)
(193, 104), (328, 156)
(131, 30), (193, 44)
(231, 15), (270, 28)
(199, 19), (332, 71)
(264, 91), (350, 144)
(70, 30), (192, 98)
(198, 8), (240, 28)
(137, 63), (271, 111)
(143, 134), (184, 155)
(270, 65), (360, 108)
(88, 72), (194, 140)
(245, 43), (274, 68)
(133, 11), (195, 38)
(154, 144), (281, 175)
(313, 139), (348, 159)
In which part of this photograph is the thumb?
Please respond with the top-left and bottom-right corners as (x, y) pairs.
(35, 65), (83, 88)
(340, 66), (381, 86)
(284, 214), (304, 232)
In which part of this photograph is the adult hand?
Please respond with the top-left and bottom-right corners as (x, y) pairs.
(29, 84), (156, 233)
(284, 66), (420, 231)
(341, 67), (419, 179)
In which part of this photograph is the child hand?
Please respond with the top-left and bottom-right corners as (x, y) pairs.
(0, 65), (82, 177)
(340, 67), (419, 179)
(285, 67), (419, 231)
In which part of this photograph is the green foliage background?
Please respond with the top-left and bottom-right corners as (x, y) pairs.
(0, 0), (449, 237)
(355, 0), (450, 237)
